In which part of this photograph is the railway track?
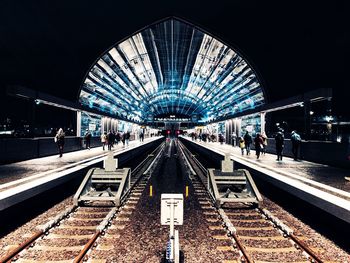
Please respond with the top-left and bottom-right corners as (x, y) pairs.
(79, 138), (248, 262)
(1, 140), (336, 262)
(178, 139), (325, 263)
(0, 143), (165, 263)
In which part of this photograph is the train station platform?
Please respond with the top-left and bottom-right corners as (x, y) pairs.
(0, 137), (163, 211)
(180, 136), (350, 224)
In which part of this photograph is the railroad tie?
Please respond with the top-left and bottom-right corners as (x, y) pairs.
(244, 246), (298, 253)
(203, 211), (217, 215)
(45, 234), (93, 239)
(109, 224), (126, 230)
(209, 225), (223, 230)
(206, 217), (219, 223)
(13, 260), (73, 263)
(30, 245), (83, 251)
(238, 235), (285, 240)
(216, 246), (235, 251)
(212, 235), (231, 240)
(96, 244), (115, 251)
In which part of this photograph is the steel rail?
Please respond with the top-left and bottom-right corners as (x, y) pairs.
(1, 143), (161, 263)
(178, 141), (254, 263)
(73, 232), (100, 263)
(178, 140), (325, 263)
(0, 205), (77, 263)
(0, 230), (43, 263)
(132, 142), (165, 176)
(259, 208), (324, 263)
(290, 234), (324, 263)
(230, 232), (255, 263)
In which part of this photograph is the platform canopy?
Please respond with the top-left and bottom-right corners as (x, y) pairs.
(79, 18), (265, 124)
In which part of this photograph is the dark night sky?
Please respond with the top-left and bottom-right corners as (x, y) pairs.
(0, 0), (348, 115)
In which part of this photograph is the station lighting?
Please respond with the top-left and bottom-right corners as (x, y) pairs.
(79, 18), (265, 124)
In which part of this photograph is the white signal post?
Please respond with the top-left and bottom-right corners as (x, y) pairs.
(161, 194), (184, 263)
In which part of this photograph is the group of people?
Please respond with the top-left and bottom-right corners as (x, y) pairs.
(273, 129), (302, 161)
(100, 130), (130, 151)
(238, 130), (301, 161)
(54, 127), (302, 161)
(239, 131), (268, 159)
(191, 132), (212, 142)
(54, 128), (132, 157)
(191, 132), (225, 144)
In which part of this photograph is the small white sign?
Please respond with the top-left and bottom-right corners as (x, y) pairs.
(161, 194), (184, 226)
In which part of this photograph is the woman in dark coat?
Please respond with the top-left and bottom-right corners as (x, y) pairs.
(254, 133), (264, 159)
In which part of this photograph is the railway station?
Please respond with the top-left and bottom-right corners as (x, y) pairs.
(0, 1), (349, 262)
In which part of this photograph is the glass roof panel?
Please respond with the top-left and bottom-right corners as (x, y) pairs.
(79, 18), (265, 124)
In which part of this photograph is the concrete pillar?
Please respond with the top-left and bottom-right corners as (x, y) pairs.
(235, 118), (242, 137)
(76, 111), (81, 137)
(260, 112), (266, 134)
(225, 120), (230, 144)
(304, 101), (311, 140)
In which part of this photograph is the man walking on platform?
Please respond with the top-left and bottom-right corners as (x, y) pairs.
(84, 129), (91, 149)
(244, 131), (252, 155)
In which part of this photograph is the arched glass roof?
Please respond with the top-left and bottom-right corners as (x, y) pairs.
(79, 18), (265, 124)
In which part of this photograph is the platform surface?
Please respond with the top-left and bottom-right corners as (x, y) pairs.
(0, 137), (162, 210)
(180, 136), (350, 223)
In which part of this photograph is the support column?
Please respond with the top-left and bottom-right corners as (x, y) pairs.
(76, 111), (81, 137)
(304, 101), (311, 140)
(225, 120), (230, 144)
(235, 118), (242, 137)
(260, 112), (266, 134)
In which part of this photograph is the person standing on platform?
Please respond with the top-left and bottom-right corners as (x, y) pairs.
(231, 133), (237, 147)
(254, 133), (264, 159)
(107, 130), (114, 151)
(125, 131), (130, 146)
(101, 131), (107, 151)
(243, 131), (252, 155)
(121, 132), (126, 146)
(218, 134), (224, 144)
(191, 132), (195, 141)
(112, 130), (116, 147)
(55, 128), (65, 157)
(291, 130), (301, 160)
(261, 131), (268, 155)
(84, 129), (91, 149)
(239, 137), (245, 155)
(115, 131), (121, 145)
(275, 130), (284, 161)
(139, 130), (144, 142)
